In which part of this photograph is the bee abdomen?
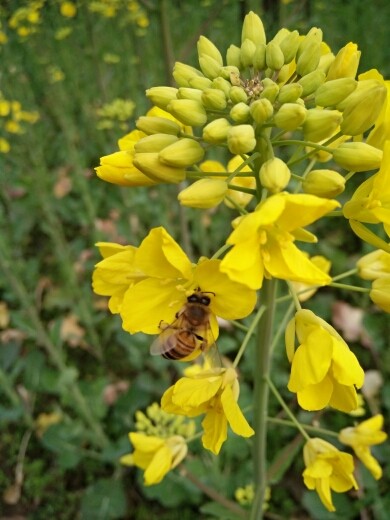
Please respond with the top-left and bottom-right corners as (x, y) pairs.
(162, 330), (198, 360)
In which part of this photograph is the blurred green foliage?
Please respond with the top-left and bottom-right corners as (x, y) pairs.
(0, 0), (389, 519)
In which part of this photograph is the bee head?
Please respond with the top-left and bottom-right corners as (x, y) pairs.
(188, 288), (215, 306)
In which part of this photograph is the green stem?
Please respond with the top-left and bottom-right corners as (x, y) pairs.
(267, 417), (338, 438)
(250, 278), (277, 520)
(330, 282), (369, 292)
(266, 377), (310, 441)
(233, 305), (266, 369)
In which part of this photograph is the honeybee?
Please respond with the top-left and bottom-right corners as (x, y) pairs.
(150, 290), (220, 366)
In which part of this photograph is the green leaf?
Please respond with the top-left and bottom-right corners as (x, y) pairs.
(267, 434), (304, 484)
(41, 422), (86, 469)
(200, 501), (246, 520)
(80, 478), (127, 520)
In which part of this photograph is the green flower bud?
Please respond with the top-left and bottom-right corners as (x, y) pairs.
(173, 62), (204, 87)
(260, 157), (291, 192)
(303, 109), (342, 142)
(277, 83), (303, 104)
(241, 11), (266, 47)
(240, 38), (257, 68)
(296, 40), (321, 77)
(332, 142), (383, 171)
(326, 43), (360, 80)
(136, 116), (181, 136)
(315, 78), (357, 107)
(340, 80), (387, 136)
(265, 41), (285, 71)
(229, 86), (248, 104)
(253, 44), (266, 72)
(197, 35), (223, 66)
(212, 77), (232, 97)
(177, 87), (203, 102)
(188, 76), (213, 90)
(226, 44), (242, 68)
(201, 88), (227, 110)
(203, 118), (231, 143)
(272, 27), (290, 45)
(145, 87), (178, 109)
(133, 152), (186, 183)
(260, 79), (279, 102)
(159, 138), (204, 167)
(167, 99), (207, 127)
(134, 134), (178, 153)
(230, 102), (251, 123)
(220, 65), (240, 80)
(279, 30), (300, 64)
(178, 178), (227, 208)
(296, 27), (323, 59)
(199, 54), (222, 79)
(250, 98), (273, 124)
(302, 169), (346, 198)
(298, 70), (326, 97)
(317, 52), (335, 74)
(227, 125), (256, 154)
(274, 103), (307, 131)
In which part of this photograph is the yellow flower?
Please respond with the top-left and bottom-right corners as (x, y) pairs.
(366, 76), (390, 151)
(93, 227), (257, 335)
(0, 138), (10, 153)
(370, 276), (390, 312)
(161, 367), (254, 454)
(291, 254), (331, 302)
(303, 438), (358, 512)
(121, 432), (187, 485)
(357, 249), (390, 280)
(286, 310), (364, 412)
(343, 140), (390, 244)
(60, 2), (77, 18)
(220, 193), (338, 290)
(339, 415), (387, 479)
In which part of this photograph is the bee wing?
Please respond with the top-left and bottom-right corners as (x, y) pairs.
(149, 316), (185, 357)
(198, 321), (222, 368)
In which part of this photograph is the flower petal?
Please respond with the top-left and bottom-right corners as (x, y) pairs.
(143, 445), (172, 485)
(328, 380), (359, 412)
(331, 339), (364, 388)
(172, 375), (222, 409)
(220, 237), (264, 289)
(201, 409), (228, 455)
(297, 377), (333, 411)
(220, 385), (254, 437)
(277, 193), (340, 231)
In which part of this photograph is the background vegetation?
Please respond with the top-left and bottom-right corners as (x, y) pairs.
(0, 0), (389, 518)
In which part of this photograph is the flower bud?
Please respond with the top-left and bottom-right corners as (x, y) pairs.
(298, 70), (326, 97)
(226, 44), (241, 68)
(240, 38), (257, 68)
(230, 102), (251, 123)
(315, 78), (357, 107)
(134, 134), (178, 153)
(178, 178), (227, 208)
(203, 118), (231, 143)
(279, 30), (300, 64)
(296, 39), (321, 77)
(272, 27), (290, 45)
(260, 79), (279, 102)
(133, 152), (186, 183)
(188, 76), (213, 90)
(199, 54), (222, 79)
(253, 44), (267, 72)
(145, 87), (178, 109)
(136, 116), (181, 136)
(370, 276), (390, 313)
(265, 41), (284, 71)
(250, 98), (273, 124)
(332, 142), (383, 171)
(274, 103), (307, 131)
(297, 27), (323, 59)
(197, 35), (223, 66)
(241, 11), (266, 47)
(173, 62), (204, 87)
(229, 86), (248, 104)
(277, 83), (303, 104)
(201, 88), (227, 110)
(96, 151), (157, 187)
(220, 65), (240, 80)
(326, 43), (361, 80)
(118, 129), (145, 151)
(227, 125), (256, 154)
(260, 157), (291, 192)
(177, 87), (203, 102)
(303, 109), (342, 142)
(340, 80), (387, 136)
(212, 77), (231, 97)
(302, 169), (346, 198)
(159, 138), (204, 167)
(357, 250), (390, 280)
(167, 99), (207, 127)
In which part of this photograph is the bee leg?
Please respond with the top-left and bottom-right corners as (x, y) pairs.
(194, 333), (207, 351)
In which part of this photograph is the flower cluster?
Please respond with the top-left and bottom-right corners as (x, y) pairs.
(93, 9), (388, 514)
(0, 93), (39, 153)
